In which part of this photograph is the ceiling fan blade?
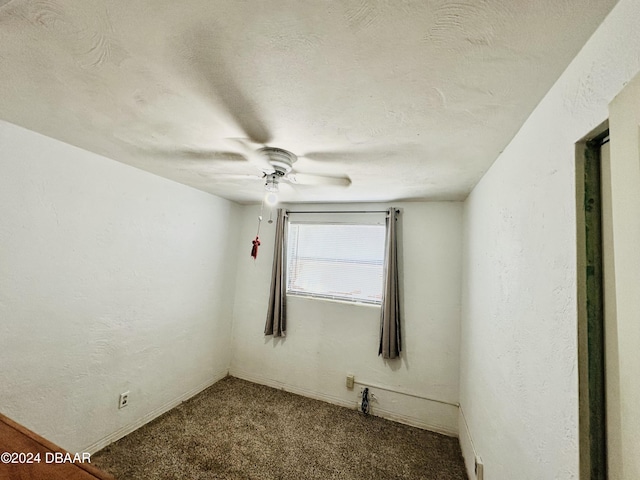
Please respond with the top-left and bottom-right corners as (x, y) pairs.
(299, 151), (358, 162)
(215, 173), (263, 183)
(176, 27), (272, 144)
(285, 173), (351, 187)
(300, 144), (423, 163)
(279, 181), (298, 194)
(136, 145), (247, 162)
(227, 138), (274, 173)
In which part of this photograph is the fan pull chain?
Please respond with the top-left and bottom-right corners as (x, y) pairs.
(250, 199), (265, 260)
(256, 197), (265, 237)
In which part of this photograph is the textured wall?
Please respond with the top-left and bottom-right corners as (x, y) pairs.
(0, 120), (240, 452)
(606, 73), (640, 480)
(459, 0), (640, 478)
(230, 202), (463, 435)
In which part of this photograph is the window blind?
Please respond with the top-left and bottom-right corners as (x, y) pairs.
(286, 222), (386, 304)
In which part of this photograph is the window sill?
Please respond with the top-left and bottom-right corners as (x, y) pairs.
(286, 292), (381, 308)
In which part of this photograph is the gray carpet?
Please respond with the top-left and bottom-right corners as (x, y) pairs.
(93, 377), (468, 480)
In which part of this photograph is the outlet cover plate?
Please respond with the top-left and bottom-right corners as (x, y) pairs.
(119, 391), (130, 409)
(346, 375), (354, 389)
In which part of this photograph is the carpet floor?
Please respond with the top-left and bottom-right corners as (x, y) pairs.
(93, 377), (468, 480)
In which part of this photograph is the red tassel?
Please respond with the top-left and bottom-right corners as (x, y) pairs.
(251, 236), (261, 259)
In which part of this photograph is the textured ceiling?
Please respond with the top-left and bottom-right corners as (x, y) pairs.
(0, 0), (618, 204)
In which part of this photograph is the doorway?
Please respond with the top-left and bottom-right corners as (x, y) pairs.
(577, 130), (609, 480)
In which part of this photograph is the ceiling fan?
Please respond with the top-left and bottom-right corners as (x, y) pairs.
(226, 139), (352, 200)
(146, 26), (408, 200)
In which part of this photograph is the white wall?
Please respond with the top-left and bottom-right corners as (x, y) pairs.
(606, 73), (640, 480)
(459, 0), (640, 478)
(0, 120), (240, 453)
(230, 202), (463, 435)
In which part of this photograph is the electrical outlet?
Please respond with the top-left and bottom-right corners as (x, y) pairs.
(118, 391), (129, 409)
(474, 456), (484, 480)
(346, 374), (354, 389)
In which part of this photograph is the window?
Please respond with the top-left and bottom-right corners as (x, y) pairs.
(286, 222), (386, 304)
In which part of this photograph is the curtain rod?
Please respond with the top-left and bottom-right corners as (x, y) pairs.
(286, 209), (399, 214)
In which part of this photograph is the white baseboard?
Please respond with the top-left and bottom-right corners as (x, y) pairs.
(229, 368), (458, 437)
(229, 368), (356, 410)
(83, 369), (229, 454)
(364, 402), (458, 437)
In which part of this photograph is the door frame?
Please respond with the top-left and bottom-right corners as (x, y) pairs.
(576, 125), (609, 480)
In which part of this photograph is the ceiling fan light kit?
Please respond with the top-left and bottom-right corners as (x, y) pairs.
(260, 147), (294, 203)
(265, 191), (279, 207)
(264, 174), (279, 193)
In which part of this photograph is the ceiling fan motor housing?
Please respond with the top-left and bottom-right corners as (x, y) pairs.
(259, 147), (296, 176)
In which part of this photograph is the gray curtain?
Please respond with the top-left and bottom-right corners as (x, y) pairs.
(379, 207), (401, 359)
(264, 208), (288, 337)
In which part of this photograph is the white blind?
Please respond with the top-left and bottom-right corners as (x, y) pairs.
(286, 222), (386, 304)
